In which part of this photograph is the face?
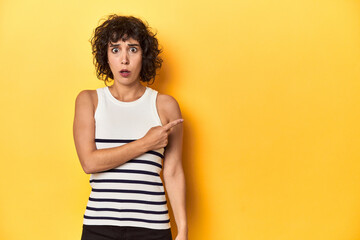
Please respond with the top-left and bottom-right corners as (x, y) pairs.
(107, 37), (142, 85)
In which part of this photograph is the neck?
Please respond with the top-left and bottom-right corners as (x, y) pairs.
(109, 82), (146, 102)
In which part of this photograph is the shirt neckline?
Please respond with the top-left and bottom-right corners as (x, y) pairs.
(104, 86), (149, 106)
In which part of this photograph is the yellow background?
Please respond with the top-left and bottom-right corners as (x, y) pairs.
(1, 0), (359, 239)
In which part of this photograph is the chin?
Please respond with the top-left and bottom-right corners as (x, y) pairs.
(115, 78), (139, 85)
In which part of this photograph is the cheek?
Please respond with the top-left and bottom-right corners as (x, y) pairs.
(108, 59), (120, 70)
(107, 54), (115, 63)
(136, 57), (142, 69)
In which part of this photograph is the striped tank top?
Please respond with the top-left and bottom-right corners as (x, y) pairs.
(82, 85), (171, 230)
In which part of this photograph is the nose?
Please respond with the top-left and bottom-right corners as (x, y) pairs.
(120, 51), (129, 65)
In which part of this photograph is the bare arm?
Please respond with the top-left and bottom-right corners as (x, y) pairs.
(160, 95), (188, 238)
(73, 90), (183, 174)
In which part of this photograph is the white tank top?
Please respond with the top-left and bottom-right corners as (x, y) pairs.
(82, 85), (171, 230)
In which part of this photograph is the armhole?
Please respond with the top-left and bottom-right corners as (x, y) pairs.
(94, 88), (102, 120)
(152, 90), (164, 127)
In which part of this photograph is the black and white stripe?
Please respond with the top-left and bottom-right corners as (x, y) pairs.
(84, 137), (169, 228)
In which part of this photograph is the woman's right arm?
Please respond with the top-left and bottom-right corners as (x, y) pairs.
(73, 90), (151, 174)
(73, 90), (183, 174)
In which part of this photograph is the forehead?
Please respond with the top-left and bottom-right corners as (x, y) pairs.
(108, 37), (140, 47)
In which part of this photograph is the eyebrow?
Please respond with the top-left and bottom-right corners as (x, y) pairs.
(109, 43), (140, 47)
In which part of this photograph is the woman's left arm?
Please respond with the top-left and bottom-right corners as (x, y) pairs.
(159, 94), (188, 240)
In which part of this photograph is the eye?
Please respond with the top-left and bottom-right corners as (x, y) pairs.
(111, 48), (119, 53)
(130, 47), (138, 53)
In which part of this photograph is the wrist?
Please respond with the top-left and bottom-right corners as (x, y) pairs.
(178, 225), (188, 233)
(138, 137), (150, 152)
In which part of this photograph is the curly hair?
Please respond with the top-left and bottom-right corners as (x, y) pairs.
(90, 14), (163, 86)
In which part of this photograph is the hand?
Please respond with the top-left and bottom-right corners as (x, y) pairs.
(141, 118), (184, 151)
(175, 231), (188, 240)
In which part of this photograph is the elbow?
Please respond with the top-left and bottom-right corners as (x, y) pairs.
(80, 160), (92, 174)
(163, 161), (185, 179)
(163, 168), (174, 179)
(163, 168), (183, 179)
(79, 155), (95, 174)
(82, 165), (92, 174)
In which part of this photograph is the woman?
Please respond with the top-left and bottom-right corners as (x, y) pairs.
(73, 14), (188, 240)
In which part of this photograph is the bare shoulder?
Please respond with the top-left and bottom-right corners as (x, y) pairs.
(75, 89), (98, 113)
(156, 93), (182, 125)
(157, 93), (180, 108)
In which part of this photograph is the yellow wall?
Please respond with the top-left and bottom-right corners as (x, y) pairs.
(1, 0), (359, 239)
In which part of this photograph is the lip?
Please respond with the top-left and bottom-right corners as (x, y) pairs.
(120, 69), (131, 77)
(120, 69), (130, 73)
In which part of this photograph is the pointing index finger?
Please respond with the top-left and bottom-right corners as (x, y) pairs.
(163, 119), (184, 131)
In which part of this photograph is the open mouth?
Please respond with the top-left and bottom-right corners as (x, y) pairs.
(120, 70), (131, 77)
